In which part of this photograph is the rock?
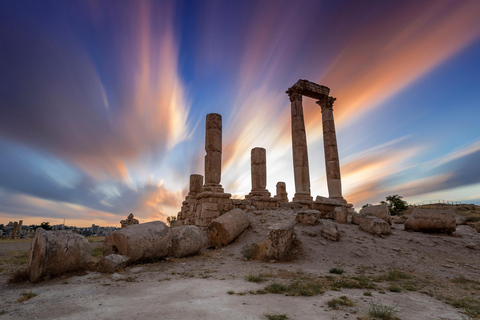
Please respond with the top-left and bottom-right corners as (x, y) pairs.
(392, 215), (408, 224)
(170, 225), (204, 258)
(455, 215), (467, 225)
(27, 228), (91, 282)
(351, 213), (366, 225)
(103, 221), (171, 262)
(265, 221), (295, 259)
(98, 254), (131, 273)
(404, 209), (456, 234)
(455, 225), (478, 236)
(465, 243), (478, 250)
(333, 206), (348, 224)
(360, 204), (392, 225)
(359, 216), (391, 236)
(120, 213), (139, 228)
(321, 219), (340, 241)
(207, 208), (250, 246)
(295, 210), (321, 225)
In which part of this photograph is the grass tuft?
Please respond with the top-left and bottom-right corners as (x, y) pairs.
(245, 273), (266, 283)
(91, 247), (103, 257)
(384, 269), (412, 281)
(327, 296), (354, 309)
(387, 285), (402, 293)
(329, 267), (345, 275)
(367, 301), (400, 320)
(17, 291), (37, 303)
(264, 312), (290, 320)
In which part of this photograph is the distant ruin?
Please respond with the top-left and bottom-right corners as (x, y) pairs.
(176, 80), (353, 229)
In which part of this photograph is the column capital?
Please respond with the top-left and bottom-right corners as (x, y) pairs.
(286, 89), (302, 102)
(316, 96), (336, 110)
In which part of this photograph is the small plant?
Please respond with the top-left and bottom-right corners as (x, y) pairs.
(364, 291), (372, 296)
(384, 269), (412, 281)
(8, 269), (29, 284)
(367, 301), (400, 320)
(387, 285), (402, 293)
(265, 282), (288, 294)
(327, 296), (354, 309)
(264, 312), (290, 320)
(17, 291), (37, 303)
(236, 291), (247, 296)
(227, 290), (235, 295)
(245, 273), (266, 283)
(329, 267), (345, 275)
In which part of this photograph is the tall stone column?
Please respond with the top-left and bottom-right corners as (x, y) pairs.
(317, 96), (343, 199)
(204, 113), (224, 193)
(287, 90), (312, 201)
(246, 147), (271, 198)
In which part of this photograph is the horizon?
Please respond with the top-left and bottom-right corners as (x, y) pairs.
(1, 0), (480, 227)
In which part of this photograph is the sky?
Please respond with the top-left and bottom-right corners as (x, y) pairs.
(1, 0), (479, 227)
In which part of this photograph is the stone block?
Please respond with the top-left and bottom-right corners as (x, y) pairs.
(207, 209), (250, 246)
(296, 210), (321, 225)
(359, 216), (391, 236)
(404, 209), (456, 234)
(265, 221), (295, 259)
(321, 219), (340, 241)
(351, 213), (366, 225)
(27, 229), (91, 282)
(333, 206), (348, 223)
(360, 204), (392, 225)
(98, 254), (131, 274)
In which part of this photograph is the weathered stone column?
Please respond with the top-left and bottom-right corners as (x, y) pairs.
(317, 96), (343, 199)
(204, 113), (224, 193)
(275, 182), (289, 202)
(287, 90), (312, 201)
(246, 147), (271, 198)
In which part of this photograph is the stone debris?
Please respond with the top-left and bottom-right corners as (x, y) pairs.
(265, 220), (295, 259)
(295, 209), (321, 225)
(120, 213), (139, 228)
(321, 219), (340, 241)
(27, 228), (91, 282)
(465, 243), (478, 250)
(207, 209), (250, 247)
(98, 254), (131, 274)
(360, 204), (392, 225)
(359, 216), (391, 236)
(351, 213), (366, 225)
(333, 206), (348, 224)
(170, 225), (204, 258)
(404, 209), (456, 234)
(103, 221), (171, 262)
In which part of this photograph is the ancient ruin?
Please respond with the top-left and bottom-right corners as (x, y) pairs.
(176, 79), (352, 229)
(10, 220), (22, 239)
(120, 213), (139, 228)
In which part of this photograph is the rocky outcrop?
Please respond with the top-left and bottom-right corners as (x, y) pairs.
(404, 209), (456, 234)
(27, 228), (91, 282)
(103, 221), (171, 262)
(207, 209), (250, 246)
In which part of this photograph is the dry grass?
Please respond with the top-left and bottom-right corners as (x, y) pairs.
(17, 291), (37, 303)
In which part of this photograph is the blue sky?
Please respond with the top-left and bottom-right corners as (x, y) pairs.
(1, 0), (479, 227)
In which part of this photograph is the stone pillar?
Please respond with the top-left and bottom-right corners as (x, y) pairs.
(11, 222), (18, 239)
(287, 90), (312, 201)
(317, 96), (343, 199)
(246, 148), (271, 198)
(275, 182), (289, 202)
(189, 174), (203, 194)
(204, 113), (224, 193)
(17, 220), (23, 238)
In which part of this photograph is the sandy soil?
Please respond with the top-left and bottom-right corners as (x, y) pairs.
(1, 208), (479, 320)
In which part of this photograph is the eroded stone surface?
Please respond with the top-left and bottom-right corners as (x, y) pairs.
(360, 204), (392, 225)
(321, 219), (340, 241)
(359, 216), (391, 236)
(207, 209), (250, 247)
(296, 210), (321, 225)
(405, 209), (456, 234)
(98, 254), (131, 274)
(265, 221), (295, 259)
(170, 225), (204, 258)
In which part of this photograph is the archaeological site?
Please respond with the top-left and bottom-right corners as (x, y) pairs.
(1, 80), (480, 320)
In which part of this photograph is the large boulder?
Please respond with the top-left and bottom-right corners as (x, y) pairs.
(265, 221), (295, 259)
(27, 228), (91, 282)
(207, 208), (250, 246)
(103, 221), (171, 262)
(170, 225), (204, 258)
(359, 216), (391, 236)
(404, 209), (456, 233)
(360, 204), (392, 225)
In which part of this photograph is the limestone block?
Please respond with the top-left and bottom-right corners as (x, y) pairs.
(189, 174), (203, 193)
(103, 221), (171, 262)
(333, 206), (348, 223)
(296, 210), (321, 225)
(98, 254), (131, 274)
(351, 213), (366, 225)
(321, 219), (340, 241)
(207, 209), (250, 246)
(359, 216), (391, 236)
(27, 228), (91, 282)
(404, 209), (456, 234)
(265, 221), (295, 259)
(170, 225), (204, 258)
(360, 204), (392, 225)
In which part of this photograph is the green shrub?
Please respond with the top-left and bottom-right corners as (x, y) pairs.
(329, 268), (345, 275)
(367, 301), (400, 320)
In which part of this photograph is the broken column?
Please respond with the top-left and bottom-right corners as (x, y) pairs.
(317, 96), (343, 200)
(286, 89), (312, 201)
(246, 147), (271, 198)
(275, 182), (289, 202)
(204, 113), (224, 193)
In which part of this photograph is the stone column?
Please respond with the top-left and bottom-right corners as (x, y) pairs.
(204, 113), (224, 193)
(287, 90), (312, 201)
(11, 222), (18, 239)
(275, 182), (289, 202)
(317, 96), (343, 199)
(246, 148), (271, 198)
(17, 220), (23, 238)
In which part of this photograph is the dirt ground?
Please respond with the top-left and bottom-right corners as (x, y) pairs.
(1, 207), (479, 320)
